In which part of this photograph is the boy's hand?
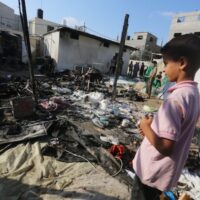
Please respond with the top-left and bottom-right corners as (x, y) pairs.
(139, 115), (153, 136)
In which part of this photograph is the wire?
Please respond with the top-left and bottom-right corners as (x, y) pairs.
(111, 157), (123, 177)
(64, 148), (123, 177)
(85, 26), (116, 41)
(64, 149), (96, 169)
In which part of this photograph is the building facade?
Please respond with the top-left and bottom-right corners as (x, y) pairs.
(126, 32), (160, 53)
(168, 11), (200, 90)
(44, 27), (136, 74)
(0, 2), (23, 63)
(168, 11), (200, 40)
(0, 2), (22, 33)
(29, 9), (60, 36)
(29, 17), (60, 36)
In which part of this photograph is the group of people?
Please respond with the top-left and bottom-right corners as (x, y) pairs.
(127, 61), (145, 78)
(127, 60), (163, 98)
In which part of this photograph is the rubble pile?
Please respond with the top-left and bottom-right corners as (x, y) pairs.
(0, 69), (200, 199)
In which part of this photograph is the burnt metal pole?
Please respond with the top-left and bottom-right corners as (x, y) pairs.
(112, 14), (129, 99)
(20, 0), (38, 103)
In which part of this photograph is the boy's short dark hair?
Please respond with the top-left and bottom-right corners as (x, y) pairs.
(161, 34), (200, 73)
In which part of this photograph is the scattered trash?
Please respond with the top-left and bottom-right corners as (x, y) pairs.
(100, 135), (119, 145)
(143, 104), (157, 113)
(0, 65), (199, 199)
(121, 119), (130, 128)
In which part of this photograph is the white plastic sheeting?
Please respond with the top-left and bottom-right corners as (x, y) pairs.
(178, 169), (200, 200)
(0, 142), (132, 199)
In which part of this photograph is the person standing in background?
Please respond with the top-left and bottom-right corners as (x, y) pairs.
(139, 62), (145, 78)
(146, 61), (157, 98)
(109, 56), (116, 75)
(128, 61), (133, 76)
(133, 62), (140, 78)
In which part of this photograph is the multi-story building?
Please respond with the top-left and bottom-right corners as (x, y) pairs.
(168, 11), (200, 89)
(168, 11), (200, 40)
(28, 9), (61, 58)
(0, 2), (23, 63)
(0, 2), (22, 33)
(126, 32), (160, 53)
(29, 9), (60, 36)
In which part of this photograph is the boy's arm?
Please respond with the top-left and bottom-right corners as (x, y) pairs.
(139, 116), (174, 156)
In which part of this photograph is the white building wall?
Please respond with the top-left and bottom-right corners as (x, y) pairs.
(29, 18), (60, 36)
(169, 11), (200, 40)
(128, 32), (148, 50)
(44, 31), (131, 74)
(0, 2), (22, 32)
(44, 31), (60, 65)
(126, 32), (159, 52)
(169, 11), (200, 90)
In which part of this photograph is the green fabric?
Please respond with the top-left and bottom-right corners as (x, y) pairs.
(144, 65), (153, 78)
(153, 78), (161, 88)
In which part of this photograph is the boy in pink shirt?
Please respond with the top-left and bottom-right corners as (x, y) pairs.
(133, 34), (200, 200)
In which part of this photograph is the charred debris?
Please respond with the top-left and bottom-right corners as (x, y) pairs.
(0, 3), (200, 199)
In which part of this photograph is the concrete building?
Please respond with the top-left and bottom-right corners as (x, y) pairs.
(169, 11), (200, 40)
(168, 11), (200, 90)
(126, 32), (160, 53)
(43, 27), (136, 74)
(0, 2), (23, 63)
(29, 9), (60, 36)
(28, 9), (61, 60)
(0, 2), (22, 33)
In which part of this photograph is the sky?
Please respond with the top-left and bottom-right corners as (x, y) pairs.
(1, 0), (200, 45)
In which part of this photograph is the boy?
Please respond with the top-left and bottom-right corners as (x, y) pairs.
(133, 34), (200, 200)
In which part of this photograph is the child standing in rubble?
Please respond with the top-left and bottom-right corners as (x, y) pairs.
(133, 34), (200, 200)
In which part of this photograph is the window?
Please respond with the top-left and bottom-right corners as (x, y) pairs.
(103, 42), (110, 47)
(70, 32), (79, 40)
(126, 35), (131, 40)
(174, 33), (182, 37)
(137, 35), (143, 40)
(194, 32), (200, 37)
(177, 16), (185, 23)
(47, 25), (54, 32)
(149, 37), (154, 42)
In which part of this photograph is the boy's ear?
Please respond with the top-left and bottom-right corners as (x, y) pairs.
(179, 57), (188, 70)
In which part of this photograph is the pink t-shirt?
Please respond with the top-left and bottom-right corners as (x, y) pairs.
(133, 81), (200, 191)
